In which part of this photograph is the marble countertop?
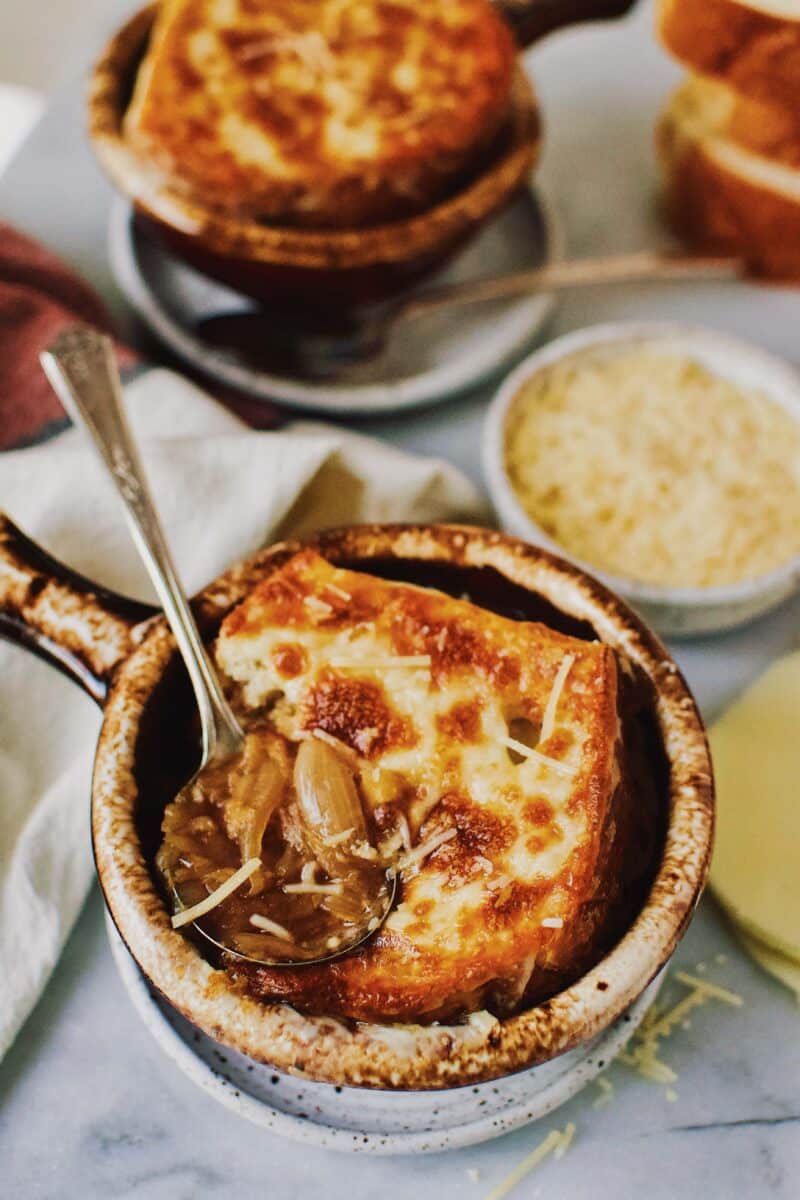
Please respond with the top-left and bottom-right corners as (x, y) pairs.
(1, 2), (799, 1196)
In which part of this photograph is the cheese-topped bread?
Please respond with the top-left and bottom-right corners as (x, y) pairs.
(209, 550), (647, 1023)
(124, 0), (517, 228)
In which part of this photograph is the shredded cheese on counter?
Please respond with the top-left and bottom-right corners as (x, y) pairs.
(620, 967), (743, 1091)
(484, 1124), (577, 1200)
(592, 1075), (615, 1108)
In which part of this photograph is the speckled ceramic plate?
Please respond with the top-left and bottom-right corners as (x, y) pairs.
(107, 185), (562, 415)
(107, 917), (662, 1155)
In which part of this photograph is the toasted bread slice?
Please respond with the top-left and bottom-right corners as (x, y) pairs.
(658, 75), (800, 279)
(124, 0), (518, 229)
(678, 75), (800, 169)
(657, 0), (800, 110)
(212, 550), (649, 1023)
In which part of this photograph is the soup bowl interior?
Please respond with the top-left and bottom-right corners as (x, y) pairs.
(92, 524), (713, 1092)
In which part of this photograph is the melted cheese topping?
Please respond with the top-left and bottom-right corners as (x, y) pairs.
(215, 550), (621, 1021)
(125, 0), (516, 226)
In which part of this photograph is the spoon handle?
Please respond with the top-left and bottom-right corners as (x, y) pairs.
(40, 327), (244, 764)
(398, 252), (745, 324)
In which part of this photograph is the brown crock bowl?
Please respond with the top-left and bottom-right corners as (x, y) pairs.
(0, 518), (713, 1090)
(86, 5), (542, 308)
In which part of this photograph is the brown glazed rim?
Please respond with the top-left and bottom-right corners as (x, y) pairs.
(92, 524), (714, 1091)
(86, 6), (542, 272)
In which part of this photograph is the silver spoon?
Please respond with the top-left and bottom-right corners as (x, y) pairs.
(195, 251), (746, 380)
(40, 327), (395, 965)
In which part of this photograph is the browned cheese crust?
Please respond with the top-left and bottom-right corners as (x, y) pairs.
(657, 0), (800, 110)
(124, 0), (518, 228)
(212, 549), (646, 1024)
(657, 80), (800, 280)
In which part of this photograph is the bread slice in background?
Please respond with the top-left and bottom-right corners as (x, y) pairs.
(657, 0), (800, 110)
(657, 75), (800, 280)
(682, 75), (800, 169)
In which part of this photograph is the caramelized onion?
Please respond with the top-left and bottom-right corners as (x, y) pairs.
(293, 738), (368, 875)
(219, 733), (282, 849)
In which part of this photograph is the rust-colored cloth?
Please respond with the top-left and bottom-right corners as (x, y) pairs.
(0, 222), (137, 449)
(0, 221), (279, 449)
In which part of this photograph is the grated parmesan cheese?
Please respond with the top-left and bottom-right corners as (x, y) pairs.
(283, 881), (344, 896)
(499, 735), (575, 777)
(303, 595), (334, 617)
(620, 967), (743, 1088)
(351, 840), (379, 861)
(484, 1124), (576, 1200)
(592, 1075), (615, 1108)
(673, 971), (743, 1008)
(329, 655), (432, 670)
(396, 814), (412, 852)
(311, 727), (359, 763)
(554, 1122), (576, 1159)
(171, 858), (261, 929)
(540, 654), (575, 743)
(397, 826), (457, 871)
(504, 349), (800, 588)
(249, 913), (293, 940)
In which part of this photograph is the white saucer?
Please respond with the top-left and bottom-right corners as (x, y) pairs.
(107, 186), (562, 416)
(107, 917), (661, 1155)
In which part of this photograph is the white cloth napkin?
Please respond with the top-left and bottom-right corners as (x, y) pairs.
(0, 367), (485, 1059)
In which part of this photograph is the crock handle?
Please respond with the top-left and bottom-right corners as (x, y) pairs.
(496, 0), (636, 47)
(0, 512), (155, 706)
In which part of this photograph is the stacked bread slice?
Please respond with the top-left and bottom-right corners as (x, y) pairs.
(656, 0), (800, 279)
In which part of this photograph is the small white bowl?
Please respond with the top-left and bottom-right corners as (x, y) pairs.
(484, 321), (800, 637)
